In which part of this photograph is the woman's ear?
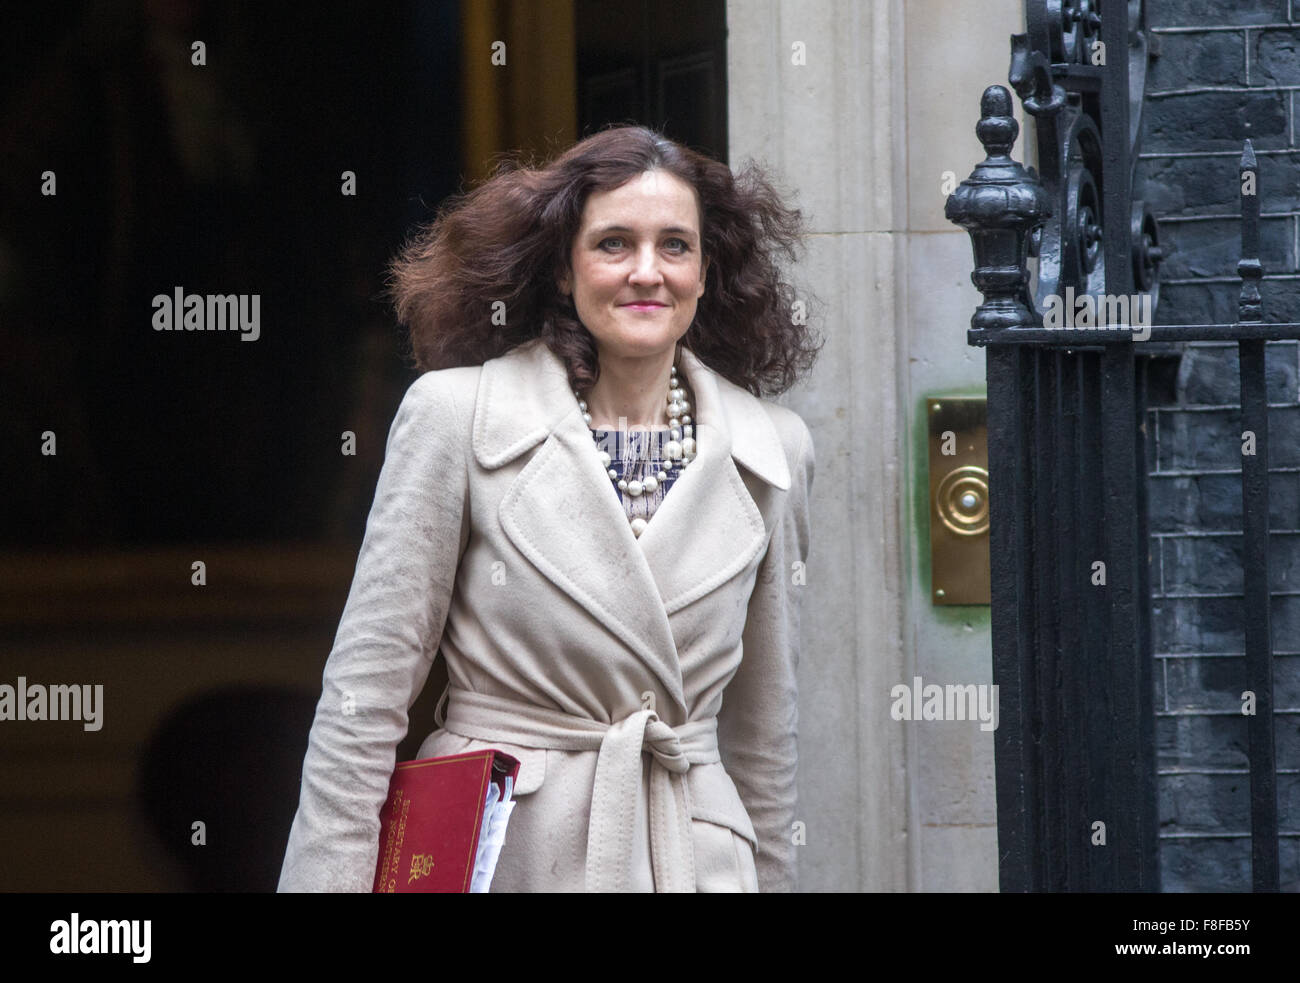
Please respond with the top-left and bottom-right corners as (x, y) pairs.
(556, 263), (571, 297)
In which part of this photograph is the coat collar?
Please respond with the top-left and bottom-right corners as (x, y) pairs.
(471, 337), (790, 713)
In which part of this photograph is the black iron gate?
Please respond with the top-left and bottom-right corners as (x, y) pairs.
(945, 0), (1282, 891)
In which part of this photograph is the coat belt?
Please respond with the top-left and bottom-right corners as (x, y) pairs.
(437, 685), (719, 892)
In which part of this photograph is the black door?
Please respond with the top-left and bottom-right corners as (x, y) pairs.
(576, 0), (728, 162)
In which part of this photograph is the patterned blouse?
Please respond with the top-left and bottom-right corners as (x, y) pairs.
(588, 426), (684, 523)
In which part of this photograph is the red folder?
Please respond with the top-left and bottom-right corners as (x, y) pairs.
(372, 749), (521, 893)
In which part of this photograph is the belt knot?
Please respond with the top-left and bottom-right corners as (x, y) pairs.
(637, 712), (690, 774)
(440, 686), (719, 892)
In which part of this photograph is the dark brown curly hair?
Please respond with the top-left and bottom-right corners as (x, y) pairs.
(386, 124), (822, 397)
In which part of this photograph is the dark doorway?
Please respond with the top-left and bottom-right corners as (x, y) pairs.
(576, 0), (727, 161)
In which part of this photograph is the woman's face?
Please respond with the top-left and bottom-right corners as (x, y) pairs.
(559, 169), (708, 363)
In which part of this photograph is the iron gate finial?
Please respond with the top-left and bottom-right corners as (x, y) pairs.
(944, 85), (1052, 332)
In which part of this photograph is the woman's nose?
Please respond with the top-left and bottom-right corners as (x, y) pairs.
(628, 246), (664, 284)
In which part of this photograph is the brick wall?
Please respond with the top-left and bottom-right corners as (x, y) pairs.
(1139, 0), (1300, 890)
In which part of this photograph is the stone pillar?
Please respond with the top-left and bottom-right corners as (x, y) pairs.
(727, 0), (1024, 891)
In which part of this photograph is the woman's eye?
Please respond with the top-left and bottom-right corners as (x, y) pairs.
(598, 236), (690, 252)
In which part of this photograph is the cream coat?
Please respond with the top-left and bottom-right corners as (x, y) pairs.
(278, 336), (814, 892)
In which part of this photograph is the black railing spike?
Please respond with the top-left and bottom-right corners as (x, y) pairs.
(1239, 138), (1263, 323)
(1235, 132), (1281, 890)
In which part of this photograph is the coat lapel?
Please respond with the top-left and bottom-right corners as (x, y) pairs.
(473, 338), (791, 715)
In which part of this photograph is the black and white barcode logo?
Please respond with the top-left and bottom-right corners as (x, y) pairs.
(50, 913), (150, 964)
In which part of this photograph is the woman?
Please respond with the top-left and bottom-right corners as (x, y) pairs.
(278, 124), (821, 892)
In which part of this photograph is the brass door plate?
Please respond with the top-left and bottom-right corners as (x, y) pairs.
(928, 397), (990, 605)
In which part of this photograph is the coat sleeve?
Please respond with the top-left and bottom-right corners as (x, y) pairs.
(717, 415), (814, 892)
(278, 372), (469, 892)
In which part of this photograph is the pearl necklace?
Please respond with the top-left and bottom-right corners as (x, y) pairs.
(574, 362), (697, 537)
